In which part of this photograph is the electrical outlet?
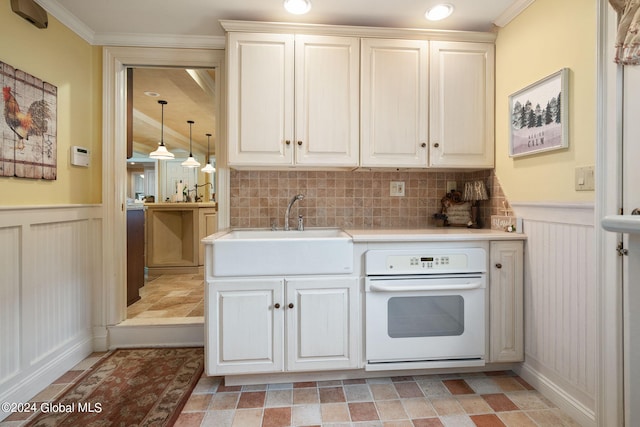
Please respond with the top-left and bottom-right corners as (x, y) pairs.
(575, 166), (595, 191)
(390, 181), (405, 197)
(446, 181), (457, 193)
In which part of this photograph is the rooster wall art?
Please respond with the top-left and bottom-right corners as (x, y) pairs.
(3, 87), (50, 150)
(1, 61), (57, 180)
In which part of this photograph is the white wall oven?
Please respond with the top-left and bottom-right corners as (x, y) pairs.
(365, 248), (487, 371)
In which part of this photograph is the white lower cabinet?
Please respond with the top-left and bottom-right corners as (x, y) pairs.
(489, 241), (524, 362)
(207, 277), (359, 375)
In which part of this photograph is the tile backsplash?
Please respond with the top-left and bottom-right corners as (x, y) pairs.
(230, 169), (509, 229)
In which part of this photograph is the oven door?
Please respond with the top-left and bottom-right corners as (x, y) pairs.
(365, 275), (486, 369)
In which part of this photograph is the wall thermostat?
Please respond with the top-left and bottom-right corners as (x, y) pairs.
(71, 146), (90, 167)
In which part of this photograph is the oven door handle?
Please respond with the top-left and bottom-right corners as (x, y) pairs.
(368, 281), (484, 292)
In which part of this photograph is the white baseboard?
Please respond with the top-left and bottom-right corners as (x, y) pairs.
(93, 326), (109, 352)
(222, 363), (518, 386)
(515, 363), (596, 427)
(0, 335), (93, 422)
(108, 323), (204, 349)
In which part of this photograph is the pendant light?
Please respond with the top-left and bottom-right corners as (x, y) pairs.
(181, 120), (201, 168)
(149, 100), (174, 159)
(201, 133), (215, 173)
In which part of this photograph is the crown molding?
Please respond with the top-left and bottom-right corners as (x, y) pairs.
(493, 0), (536, 27)
(35, 0), (95, 44)
(35, 0), (225, 48)
(94, 33), (226, 49)
(220, 20), (497, 43)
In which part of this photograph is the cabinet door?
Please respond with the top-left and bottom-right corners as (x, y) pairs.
(227, 32), (294, 166)
(429, 41), (495, 168)
(198, 209), (217, 266)
(207, 279), (284, 374)
(489, 241), (524, 362)
(286, 277), (359, 371)
(294, 35), (360, 167)
(361, 39), (429, 167)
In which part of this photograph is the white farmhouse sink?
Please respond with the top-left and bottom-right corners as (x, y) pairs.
(209, 228), (353, 276)
(221, 228), (348, 239)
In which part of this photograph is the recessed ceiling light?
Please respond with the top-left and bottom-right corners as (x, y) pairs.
(144, 91), (160, 97)
(425, 4), (454, 21)
(284, 0), (311, 15)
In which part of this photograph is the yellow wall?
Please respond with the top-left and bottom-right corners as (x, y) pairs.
(495, 0), (596, 202)
(0, 6), (102, 205)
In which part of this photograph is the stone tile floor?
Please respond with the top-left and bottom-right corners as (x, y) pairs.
(0, 354), (582, 427)
(125, 273), (204, 323)
(1, 273), (583, 426)
(175, 371), (582, 427)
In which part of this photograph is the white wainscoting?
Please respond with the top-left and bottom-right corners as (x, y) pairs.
(0, 205), (101, 422)
(511, 202), (596, 427)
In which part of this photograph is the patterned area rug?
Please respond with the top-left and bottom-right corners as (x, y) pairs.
(26, 347), (204, 427)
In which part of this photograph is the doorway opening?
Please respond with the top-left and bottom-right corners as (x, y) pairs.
(123, 66), (217, 325)
(101, 46), (227, 341)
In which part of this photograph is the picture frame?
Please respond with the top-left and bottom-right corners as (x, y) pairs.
(509, 68), (568, 157)
(1, 61), (57, 179)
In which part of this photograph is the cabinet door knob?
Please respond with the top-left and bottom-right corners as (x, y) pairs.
(297, 140), (303, 146)
(421, 142), (426, 148)
(495, 263), (502, 269)
(288, 303), (294, 309)
(433, 142), (440, 148)
(285, 140), (291, 145)
(274, 303), (281, 309)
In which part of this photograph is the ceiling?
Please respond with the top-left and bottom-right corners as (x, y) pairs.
(38, 0), (521, 39)
(131, 68), (216, 162)
(35, 0), (525, 164)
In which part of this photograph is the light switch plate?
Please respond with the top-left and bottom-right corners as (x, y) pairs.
(390, 181), (405, 196)
(575, 166), (595, 191)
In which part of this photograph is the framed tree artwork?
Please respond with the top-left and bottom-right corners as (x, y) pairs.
(509, 68), (568, 157)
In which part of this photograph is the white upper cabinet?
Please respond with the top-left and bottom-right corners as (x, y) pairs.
(429, 41), (495, 168)
(224, 22), (496, 170)
(227, 32), (360, 168)
(361, 39), (494, 169)
(227, 33), (294, 166)
(360, 39), (429, 168)
(295, 35), (360, 167)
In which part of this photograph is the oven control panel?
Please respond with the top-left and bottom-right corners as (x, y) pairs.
(365, 248), (486, 275)
(387, 254), (467, 271)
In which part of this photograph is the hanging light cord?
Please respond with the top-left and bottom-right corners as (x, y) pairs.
(160, 102), (165, 145)
(188, 120), (194, 156)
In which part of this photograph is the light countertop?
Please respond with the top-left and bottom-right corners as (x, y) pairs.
(145, 202), (217, 208)
(206, 227), (526, 243)
(344, 228), (526, 242)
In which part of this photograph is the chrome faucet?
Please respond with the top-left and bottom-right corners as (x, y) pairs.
(284, 194), (304, 231)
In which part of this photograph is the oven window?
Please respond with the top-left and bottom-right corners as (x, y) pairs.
(387, 296), (464, 338)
